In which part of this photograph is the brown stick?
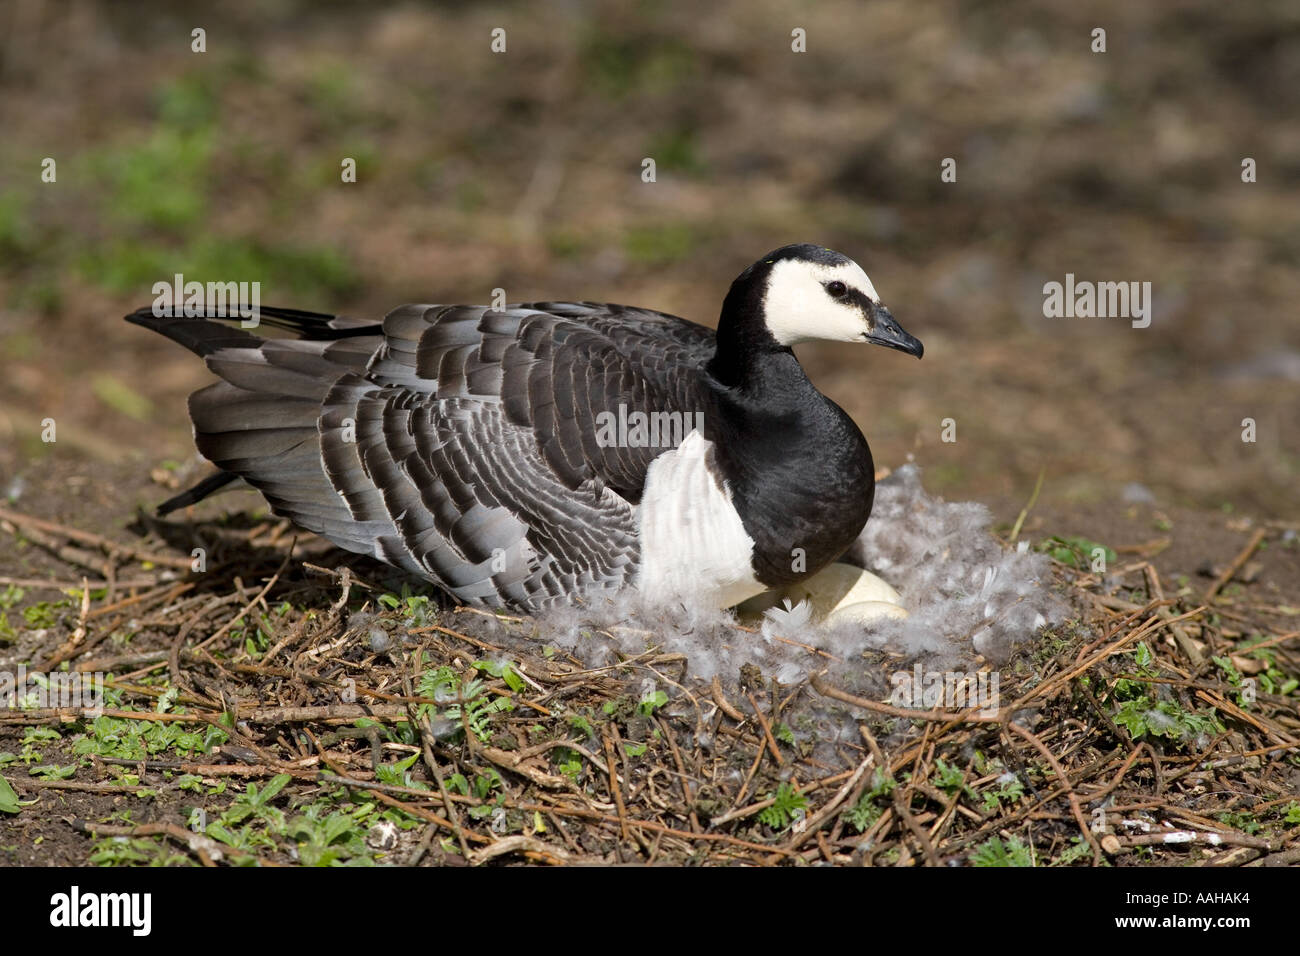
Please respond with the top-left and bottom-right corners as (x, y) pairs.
(1115, 830), (1274, 851)
(860, 723), (941, 866)
(711, 676), (744, 721)
(1008, 721), (1102, 865)
(1205, 527), (1268, 603)
(747, 691), (784, 765)
(0, 505), (194, 569)
(70, 819), (246, 867)
(810, 673), (1000, 724)
(603, 732), (630, 842)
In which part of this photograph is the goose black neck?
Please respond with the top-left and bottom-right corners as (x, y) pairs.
(706, 275), (790, 390)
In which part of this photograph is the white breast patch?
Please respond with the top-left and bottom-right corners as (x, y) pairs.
(636, 430), (764, 608)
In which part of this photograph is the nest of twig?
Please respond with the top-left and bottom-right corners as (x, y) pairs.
(0, 504), (1297, 867)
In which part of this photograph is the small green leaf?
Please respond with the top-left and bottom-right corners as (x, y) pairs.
(0, 774), (25, 813)
(259, 774), (293, 803)
(971, 836), (1033, 867)
(757, 782), (807, 830)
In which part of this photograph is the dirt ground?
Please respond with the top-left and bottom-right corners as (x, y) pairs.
(2, 455), (1298, 867)
(0, 1), (1297, 866)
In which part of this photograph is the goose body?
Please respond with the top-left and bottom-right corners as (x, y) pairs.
(127, 243), (922, 612)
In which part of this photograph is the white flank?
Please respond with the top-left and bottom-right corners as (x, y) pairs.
(636, 430), (763, 608)
(763, 258), (881, 346)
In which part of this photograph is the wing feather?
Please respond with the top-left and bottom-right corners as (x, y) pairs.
(130, 299), (717, 610)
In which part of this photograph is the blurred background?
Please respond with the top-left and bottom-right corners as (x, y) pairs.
(0, 0), (1297, 535)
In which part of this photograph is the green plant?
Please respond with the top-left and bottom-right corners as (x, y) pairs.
(567, 713), (595, 740)
(447, 769), (507, 822)
(1108, 645), (1224, 745)
(1217, 810), (1262, 835)
(286, 807), (372, 866)
(23, 600), (68, 629)
(378, 588), (434, 627)
(30, 763), (77, 781)
(0, 775), (26, 814)
(22, 727), (61, 747)
(229, 613), (274, 658)
(551, 747), (583, 782)
(474, 658), (525, 693)
(220, 774), (292, 830)
(203, 775), (298, 860)
(176, 774), (209, 793)
(15, 726), (63, 765)
(1236, 638), (1300, 698)
(758, 782), (807, 830)
(1051, 837), (1093, 866)
(981, 776), (1025, 812)
(637, 690), (668, 717)
(843, 769), (896, 833)
(970, 836), (1033, 867)
(1036, 535), (1116, 570)
(1113, 699), (1223, 742)
(415, 666), (513, 743)
(459, 681), (512, 743)
(375, 752), (424, 789)
(932, 759), (976, 801)
(89, 835), (193, 867)
(75, 707), (228, 761)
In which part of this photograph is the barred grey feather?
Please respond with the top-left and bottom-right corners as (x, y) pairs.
(126, 300), (712, 609)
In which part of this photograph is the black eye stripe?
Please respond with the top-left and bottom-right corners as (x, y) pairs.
(850, 288), (877, 313)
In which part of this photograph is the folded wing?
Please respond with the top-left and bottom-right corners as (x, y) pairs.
(129, 301), (717, 609)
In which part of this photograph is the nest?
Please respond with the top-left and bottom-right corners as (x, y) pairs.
(0, 500), (1297, 867)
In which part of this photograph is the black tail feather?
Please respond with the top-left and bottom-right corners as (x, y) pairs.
(125, 305), (378, 355)
(156, 471), (240, 516)
(124, 308), (267, 357)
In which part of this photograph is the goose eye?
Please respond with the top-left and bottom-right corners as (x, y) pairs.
(825, 280), (847, 298)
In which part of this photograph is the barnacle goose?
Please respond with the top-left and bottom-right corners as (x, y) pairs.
(127, 243), (923, 613)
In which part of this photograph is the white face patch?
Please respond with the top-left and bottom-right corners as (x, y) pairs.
(762, 258), (882, 346)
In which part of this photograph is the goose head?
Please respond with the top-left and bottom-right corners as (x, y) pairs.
(723, 243), (924, 358)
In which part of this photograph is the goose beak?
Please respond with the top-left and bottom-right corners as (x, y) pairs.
(865, 305), (924, 358)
